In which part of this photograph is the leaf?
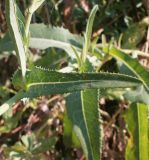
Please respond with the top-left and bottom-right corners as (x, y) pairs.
(29, 23), (83, 59)
(16, 4), (26, 40)
(28, 0), (46, 14)
(12, 67), (142, 91)
(0, 5), (25, 53)
(81, 89), (102, 159)
(0, 33), (14, 52)
(84, 5), (98, 51)
(66, 90), (102, 160)
(122, 17), (149, 49)
(63, 113), (81, 148)
(123, 103), (149, 160)
(0, 23), (84, 56)
(117, 62), (136, 77)
(0, 67), (142, 116)
(108, 47), (149, 90)
(5, 0), (26, 78)
(35, 48), (66, 69)
(124, 85), (149, 105)
(82, 5), (98, 64)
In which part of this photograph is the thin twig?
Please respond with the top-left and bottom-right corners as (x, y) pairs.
(104, 106), (124, 131)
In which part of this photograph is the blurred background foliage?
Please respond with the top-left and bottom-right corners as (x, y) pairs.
(0, 0), (149, 159)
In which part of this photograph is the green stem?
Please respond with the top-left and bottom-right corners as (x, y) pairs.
(24, 0), (36, 51)
(82, 35), (88, 65)
(25, 9), (32, 40)
(24, 0), (35, 67)
(97, 44), (149, 58)
(80, 42), (87, 73)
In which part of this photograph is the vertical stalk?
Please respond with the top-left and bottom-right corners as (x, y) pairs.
(25, 8), (33, 39)
(24, 0), (35, 47)
(24, 0), (46, 51)
(80, 5), (98, 72)
(24, 0), (35, 67)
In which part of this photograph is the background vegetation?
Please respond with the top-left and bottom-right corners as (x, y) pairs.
(0, 0), (149, 159)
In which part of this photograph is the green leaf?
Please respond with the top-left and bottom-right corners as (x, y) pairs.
(123, 103), (149, 160)
(66, 90), (102, 160)
(0, 68), (142, 116)
(84, 5), (98, 52)
(122, 17), (149, 49)
(63, 113), (81, 148)
(16, 4), (26, 41)
(29, 23), (83, 59)
(28, 0), (46, 14)
(82, 5), (98, 64)
(81, 89), (102, 159)
(12, 67), (142, 91)
(124, 85), (149, 105)
(0, 6), (25, 53)
(5, 0), (26, 78)
(0, 67), (142, 116)
(0, 33), (14, 52)
(35, 48), (66, 69)
(108, 47), (149, 90)
(0, 23), (84, 56)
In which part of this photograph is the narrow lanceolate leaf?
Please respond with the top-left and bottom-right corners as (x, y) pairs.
(124, 103), (148, 160)
(108, 47), (149, 90)
(12, 67), (142, 91)
(81, 90), (102, 159)
(66, 90), (102, 160)
(5, 0), (26, 78)
(0, 67), (142, 116)
(82, 5), (98, 62)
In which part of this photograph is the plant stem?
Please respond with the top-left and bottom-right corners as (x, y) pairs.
(97, 44), (149, 58)
(80, 35), (87, 73)
(25, 8), (33, 39)
(118, 48), (149, 58)
(24, 0), (35, 65)
(25, 0), (36, 39)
